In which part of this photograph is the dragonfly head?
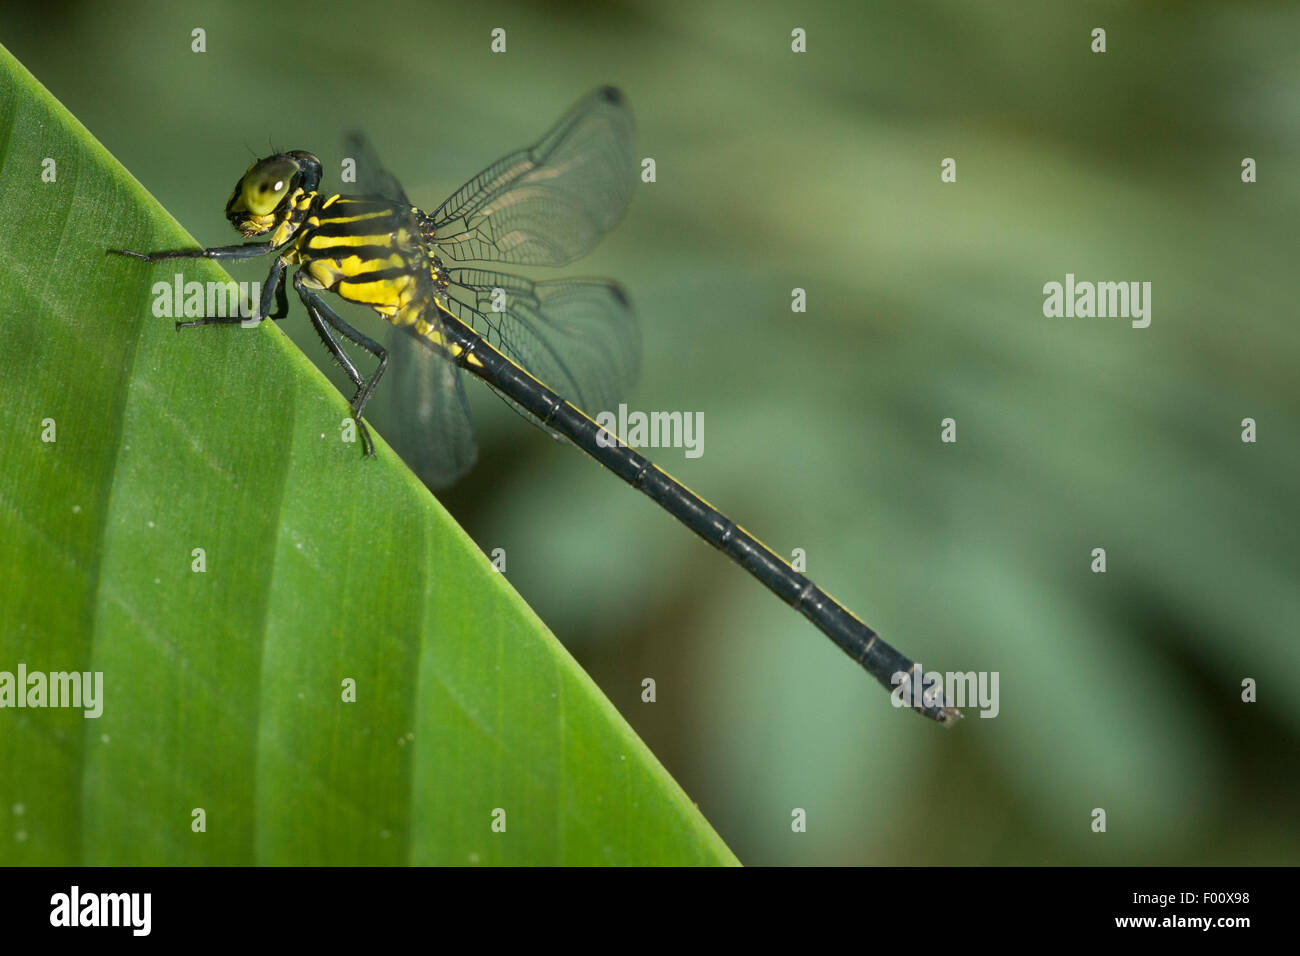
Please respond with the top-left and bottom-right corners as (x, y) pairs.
(225, 150), (322, 237)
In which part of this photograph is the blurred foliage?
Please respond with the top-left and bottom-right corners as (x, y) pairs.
(1, 0), (1296, 864)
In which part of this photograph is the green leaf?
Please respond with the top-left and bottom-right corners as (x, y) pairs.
(0, 42), (736, 866)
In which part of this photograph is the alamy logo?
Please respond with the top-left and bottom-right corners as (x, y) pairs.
(891, 663), (1000, 718)
(595, 404), (704, 459)
(151, 273), (261, 320)
(50, 886), (150, 936)
(1042, 273), (1151, 328)
(0, 664), (103, 718)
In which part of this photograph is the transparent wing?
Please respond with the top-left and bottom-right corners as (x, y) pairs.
(382, 329), (478, 489)
(342, 130), (412, 207)
(428, 87), (636, 266)
(342, 132), (478, 488)
(442, 268), (640, 432)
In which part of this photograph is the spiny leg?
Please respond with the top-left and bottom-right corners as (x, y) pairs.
(261, 257), (290, 319)
(312, 298), (389, 424)
(175, 265), (288, 329)
(293, 272), (387, 458)
(109, 241), (278, 263)
(301, 302), (375, 457)
(110, 247), (290, 330)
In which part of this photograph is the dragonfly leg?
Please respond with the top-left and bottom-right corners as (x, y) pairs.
(262, 258), (290, 319)
(292, 271), (387, 458)
(108, 241), (277, 262)
(313, 299), (388, 423)
(173, 257), (289, 329)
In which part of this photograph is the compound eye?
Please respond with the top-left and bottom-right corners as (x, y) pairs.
(239, 156), (298, 215)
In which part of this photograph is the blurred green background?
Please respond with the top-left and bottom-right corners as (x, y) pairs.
(3, 0), (1296, 865)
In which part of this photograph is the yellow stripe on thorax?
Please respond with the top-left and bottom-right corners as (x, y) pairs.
(332, 273), (413, 310)
(315, 209), (395, 226)
(306, 232), (394, 249)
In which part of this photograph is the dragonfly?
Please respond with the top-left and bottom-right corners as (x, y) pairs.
(110, 87), (960, 725)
